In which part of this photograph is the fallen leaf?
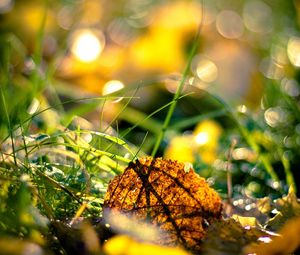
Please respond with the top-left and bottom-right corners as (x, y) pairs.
(202, 219), (272, 255)
(103, 235), (192, 255)
(266, 188), (300, 231)
(244, 216), (300, 255)
(104, 157), (222, 252)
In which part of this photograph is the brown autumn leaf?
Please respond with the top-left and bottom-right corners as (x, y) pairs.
(103, 157), (223, 252)
(266, 188), (300, 231)
(202, 218), (272, 255)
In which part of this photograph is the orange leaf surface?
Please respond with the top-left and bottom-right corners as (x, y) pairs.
(104, 157), (222, 252)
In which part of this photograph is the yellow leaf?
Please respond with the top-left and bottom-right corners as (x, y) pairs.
(103, 235), (192, 255)
(244, 216), (300, 255)
(164, 135), (195, 163)
(232, 214), (259, 227)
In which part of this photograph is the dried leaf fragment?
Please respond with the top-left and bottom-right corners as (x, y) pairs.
(244, 216), (300, 255)
(104, 157), (222, 251)
(202, 218), (270, 255)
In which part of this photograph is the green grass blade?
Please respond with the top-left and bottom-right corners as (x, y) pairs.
(170, 108), (227, 131)
(0, 40), (17, 166)
(121, 93), (191, 138)
(119, 106), (163, 134)
(207, 91), (281, 185)
(151, 1), (204, 157)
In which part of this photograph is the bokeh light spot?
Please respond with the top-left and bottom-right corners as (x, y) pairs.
(102, 80), (125, 102)
(195, 132), (209, 145)
(108, 18), (135, 46)
(216, 10), (244, 39)
(264, 107), (286, 127)
(243, 0), (273, 34)
(287, 37), (300, 67)
(258, 236), (272, 243)
(233, 148), (256, 161)
(196, 58), (218, 83)
(70, 29), (105, 63)
(57, 6), (74, 30)
(281, 78), (300, 97)
(0, 0), (13, 13)
(259, 57), (284, 80)
(237, 104), (247, 113)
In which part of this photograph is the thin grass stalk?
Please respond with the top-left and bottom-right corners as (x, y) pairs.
(170, 108), (227, 131)
(209, 92), (280, 185)
(0, 40), (17, 166)
(32, 0), (48, 94)
(279, 148), (296, 191)
(121, 94), (190, 138)
(151, 0), (204, 157)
